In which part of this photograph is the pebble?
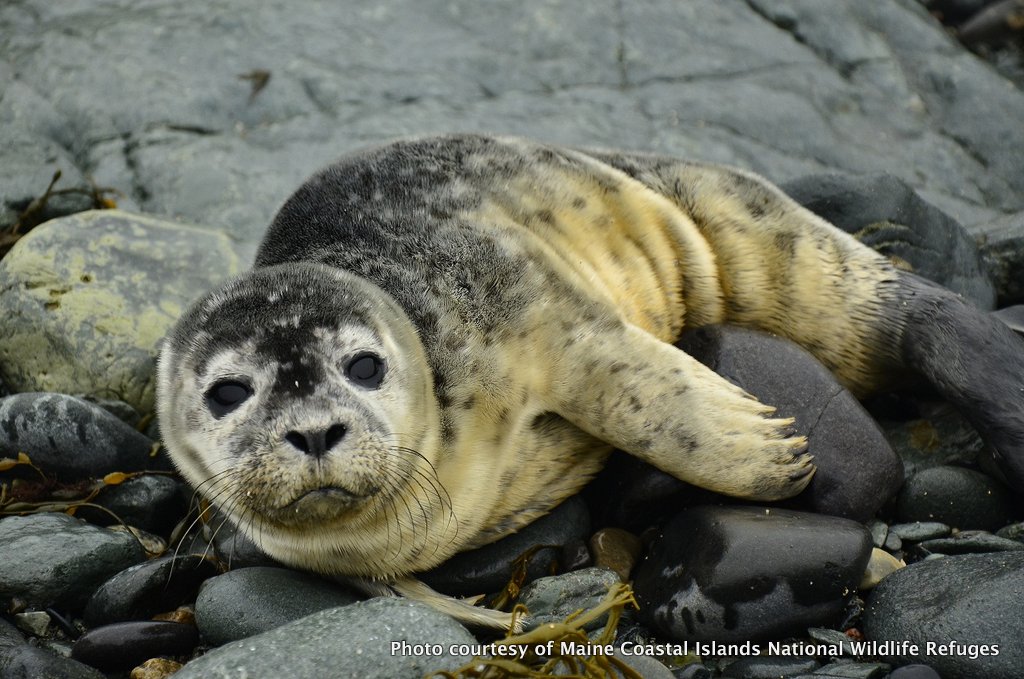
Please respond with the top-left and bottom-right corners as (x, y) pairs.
(516, 567), (620, 630)
(633, 506), (872, 642)
(82, 554), (219, 627)
(194, 566), (360, 645)
(917, 531), (1024, 554)
(995, 521), (1024, 542)
(13, 610), (49, 636)
(807, 627), (859, 656)
(867, 521), (888, 549)
(130, 657), (184, 679)
(859, 548), (904, 590)
(590, 527), (642, 581)
(722, 656), (820, 678)
(420, 494), (590, 596)
(71, 621), (199, 672)
(886, 664), (942, 679)
(78, 473), (187, 537)
(0, 210), (242, 413)
(0, 512), (146, 610)
(0, 617), (105, 679)
(0, 392), (165, 481)
(676, 325), (902, 522)
(172, 597), (476, 679)
(887, 522), (951, 542)
(863, 552), (1024, 679)
(809, 660), (889, 677)
(894, 465), (1017, 530)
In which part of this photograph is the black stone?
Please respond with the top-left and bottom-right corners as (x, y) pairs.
(0, 393), (169, 481)
(0, 618), (104, 679)
(722, 656), (820, 678)
(82, 554), (219, 627)
(71, 621), (199, 672)
(77, 474), (188, 537)
(420, 495), (590, 596)
(894, 466), (1019, 530)
(917, 531), (1024, 555)
(676, 325), (903, 522)
(887, 664), (942, 679)
(633, 505), (872, 643)
(863, 552), (1024, 679)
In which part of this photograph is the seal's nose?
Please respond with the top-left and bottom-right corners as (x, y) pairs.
(284, 424), (348, 458)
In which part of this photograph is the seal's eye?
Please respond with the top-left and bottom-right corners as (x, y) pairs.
(346, 352), (386, 389)
(205, 380), (253, 418)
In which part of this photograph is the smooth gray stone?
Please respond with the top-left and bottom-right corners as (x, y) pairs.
(0, 618), (105, 679)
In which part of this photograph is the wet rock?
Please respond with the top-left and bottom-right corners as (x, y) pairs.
(0, 513), (146, 610)
(71, 621), (199, 673)
(13, 611), (49, 636)
(674, 664), (713, 679)
(888, 522), (951, 542)
(0, 617), (105, 679)
(633, 506), (872, 642)
(886, 664), (942, 679)
(590, 527), (642, 581)
(782, 172), (996, 308)
(172, 598), (475, 679)
(0, 210), (242, 413)
(860, 548), (905, 590)
(516, 567), (620, 630)
(421, 495), (590, 596)
(194, 566), (360, 645)
(917, 530), (1024, 554)
(0, 393), (165, 481)
(78, 474), (187, 536)
(83, 554), (219, 627)
(863, 552), (1024, 679)
(978, 211), (1024, 305)
(868, 521), (888, 548)
(676, 325), (902, 522)
(610, 650), (676, 678)
(996, 521), (1024, 542)
(181, 507), (279, 569)
(879, 407), (990, 478)
(809, 661), (890, 677)
(894, 465), (1017, 530)
(130, 657), (183, 679)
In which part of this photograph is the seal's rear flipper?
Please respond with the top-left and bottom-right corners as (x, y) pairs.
(898, 272), (1024, 491)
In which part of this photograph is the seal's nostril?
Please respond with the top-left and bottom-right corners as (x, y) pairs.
(285, 425), (347, 458)
(285, 430), (311, 454)
(325, 424), (348, 449)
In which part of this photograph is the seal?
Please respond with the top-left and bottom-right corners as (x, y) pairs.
(157, 134), (1024, 627)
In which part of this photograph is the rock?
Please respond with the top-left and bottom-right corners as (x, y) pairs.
(878, 406), (990, 478)
(633, 506), (872, 642)
(130, 658), (184, 679)
(860, 548), (905, 590)
(917, 531), (1024, 554)
(863, 552), (1024, 679)
(610, 650), (676, 679)
(993, 304), (1024, 335)
(0, 393), (165, 481)
(722, 656), (820, 678)
(172, 598), (476, 679)
(589, 527), (642, 581)
(888, 522), (952, 542)
(71, 621), (199, 673)
(83, 554), (219, 627)
(199, 508), (280, 569)
(13, 611), (49, 636)
(516, 567), (620, 630)
(809, 661), (890, 677)
(886, 664), (942, 679)
(194, 566), (360, 645)
(868, 521), (888, 548)
(996, 521), (1024, 542)
(977, 211), (1024, 305)
(0, 617), (105, 679)
(421, 495), (590, 596)
(674, 664), (713, 679)
(77, 474), (187, 536)
(781, 172), (996, 308)
(0, 210), (242, 413)
(676, 325), (902, 522)
(0, 513), (146, 610)
(894, 466), (1017, 530)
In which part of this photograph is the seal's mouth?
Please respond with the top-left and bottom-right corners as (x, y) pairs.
(275, 484), (379, 517)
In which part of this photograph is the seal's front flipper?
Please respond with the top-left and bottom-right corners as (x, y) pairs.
(547, 320), (814, 501)
(898, 273), (1024, 490)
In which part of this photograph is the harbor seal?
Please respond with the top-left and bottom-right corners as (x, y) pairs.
(157, 134), (1024, 627)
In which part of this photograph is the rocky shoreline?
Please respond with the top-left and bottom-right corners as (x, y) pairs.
(2, 1), (1023, 678)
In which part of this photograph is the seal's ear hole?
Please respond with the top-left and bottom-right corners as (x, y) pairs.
(205, 380), (253, 418)
(346, 352), (386, 389)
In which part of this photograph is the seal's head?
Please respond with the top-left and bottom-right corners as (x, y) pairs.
(156, 262), (445, 578)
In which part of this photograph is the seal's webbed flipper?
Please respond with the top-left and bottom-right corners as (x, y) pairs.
(897, 272), (1024, 491)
